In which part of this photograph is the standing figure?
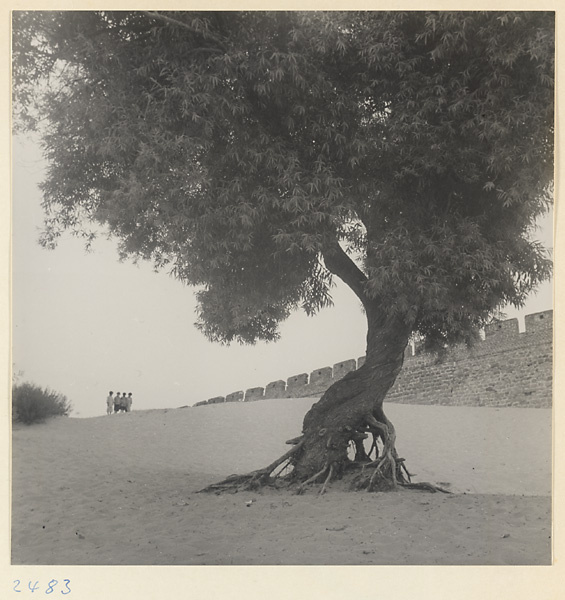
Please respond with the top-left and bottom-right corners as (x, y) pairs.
(126, 393), (133, 412)
(114, 392), (122, 413)
(106, 391), (114, 415)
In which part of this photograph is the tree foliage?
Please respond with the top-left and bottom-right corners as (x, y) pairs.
(13, 11), (554, 348)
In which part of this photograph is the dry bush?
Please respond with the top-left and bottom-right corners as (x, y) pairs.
(12, 382), (72, 425)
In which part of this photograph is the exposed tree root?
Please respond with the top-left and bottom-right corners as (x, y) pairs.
(319, 464), (335, 495)
(367, 432), (380, 460)
(198, 408), (452, 496)
(197, 442), (303, 494)
(295, 463), (329, 495)
(399, 481), (452, 494)
(351, 412), (403, 491)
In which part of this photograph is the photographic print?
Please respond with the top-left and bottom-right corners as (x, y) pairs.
(9, 6), (556, 585)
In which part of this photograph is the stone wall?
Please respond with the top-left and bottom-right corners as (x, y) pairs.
(193, 310), (553, 409)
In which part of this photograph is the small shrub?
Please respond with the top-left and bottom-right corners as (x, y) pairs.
(12, 382), (72, 425)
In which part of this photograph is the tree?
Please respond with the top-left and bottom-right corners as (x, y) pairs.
(13, 11), (554, 492)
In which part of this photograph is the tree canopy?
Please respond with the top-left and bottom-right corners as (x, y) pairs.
(13, 11), (554, 348)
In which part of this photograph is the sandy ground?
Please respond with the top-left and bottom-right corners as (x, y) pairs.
(11, 399), (551, 565)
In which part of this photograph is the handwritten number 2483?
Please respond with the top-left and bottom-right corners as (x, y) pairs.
(13, 580), (71, 595)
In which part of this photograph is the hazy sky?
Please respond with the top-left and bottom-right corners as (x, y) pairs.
(12, 135), (554, 418)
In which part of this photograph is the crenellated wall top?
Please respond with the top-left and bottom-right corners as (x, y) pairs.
(194, 310), (553, 406)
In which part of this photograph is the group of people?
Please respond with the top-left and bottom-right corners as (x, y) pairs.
(106, 391), (134, 414)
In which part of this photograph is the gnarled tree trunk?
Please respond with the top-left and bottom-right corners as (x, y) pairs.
(201, 307), (424, 494)
(201, 241), (447, 494)
(287, 308), (412, 490)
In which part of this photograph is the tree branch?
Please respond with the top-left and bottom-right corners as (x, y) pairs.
(321, 238), (369, 307)
(143, 11), (227, 53)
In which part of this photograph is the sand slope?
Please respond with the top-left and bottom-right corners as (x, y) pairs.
(11, 399), (551, 565)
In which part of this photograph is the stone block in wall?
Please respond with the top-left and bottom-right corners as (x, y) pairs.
(357, 356), (366, 369)
(525, 310), (553, 332)
(484, 318), (519, 339)
(207, 396), (225, 404)
(244, 387), (265, 401)
(287, 384), (315, 398)
(310, 367), (332, 385)
(265, 380), (286, 398)
(333, 359), (357, 380)
(225, 391), (244, 403)
(287, 373), (309, 389)
(193, 400), (208, 407)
